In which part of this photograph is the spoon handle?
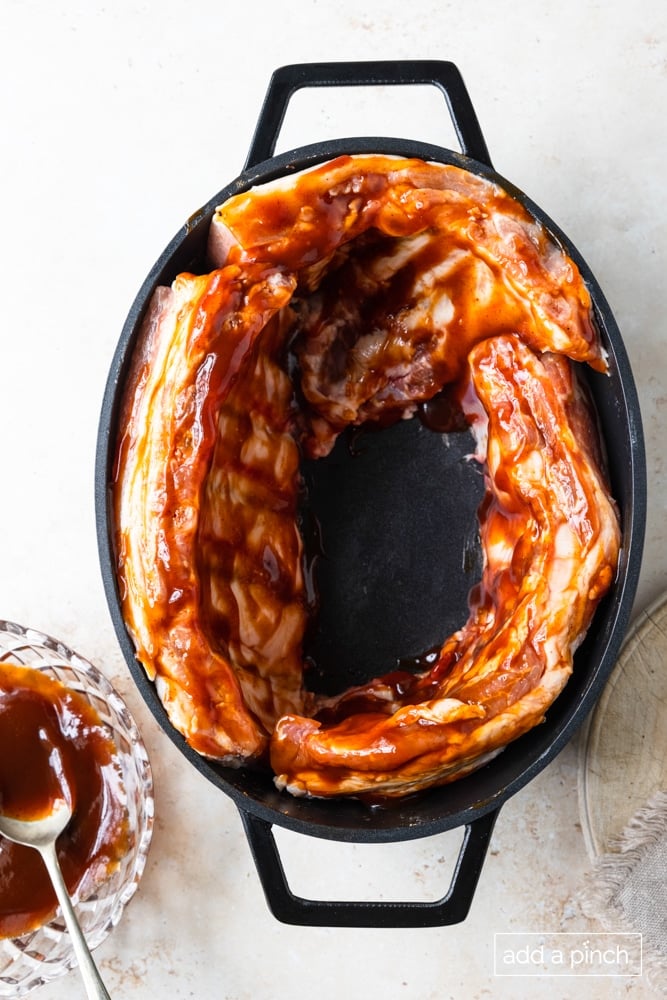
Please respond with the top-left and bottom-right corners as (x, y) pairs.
(40, 842), (112, 1000)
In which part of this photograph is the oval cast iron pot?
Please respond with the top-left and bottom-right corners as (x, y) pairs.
(95, 61), (646, 928)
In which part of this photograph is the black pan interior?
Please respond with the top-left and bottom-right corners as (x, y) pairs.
(96, 137), (646, 843)
(300, 417), (484, 696)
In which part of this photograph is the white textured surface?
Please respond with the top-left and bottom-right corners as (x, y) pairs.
(0, 1), (665, 997)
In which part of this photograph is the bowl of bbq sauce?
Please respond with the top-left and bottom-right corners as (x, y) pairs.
(0, 620), (153, 997)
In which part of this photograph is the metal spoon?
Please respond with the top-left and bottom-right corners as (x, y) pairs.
(0, 797), (112, 1000)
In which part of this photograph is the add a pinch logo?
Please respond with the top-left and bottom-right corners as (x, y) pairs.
(493, 932), (642, 977)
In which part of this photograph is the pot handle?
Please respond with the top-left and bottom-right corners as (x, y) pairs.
(239, 807), (499, 928)
(244, 60), (492, 170)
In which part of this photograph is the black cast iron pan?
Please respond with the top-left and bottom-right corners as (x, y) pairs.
(95, 61), (646, 927)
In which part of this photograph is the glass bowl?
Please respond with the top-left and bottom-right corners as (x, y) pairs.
(0, 620), (154, 997)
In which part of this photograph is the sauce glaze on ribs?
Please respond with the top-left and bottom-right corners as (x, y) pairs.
(114, 155), (620, 798)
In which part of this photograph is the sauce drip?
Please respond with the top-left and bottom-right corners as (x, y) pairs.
(0, 663), (129, 939)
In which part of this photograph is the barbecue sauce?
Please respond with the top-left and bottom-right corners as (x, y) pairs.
(115, 153), (616, 797)
(0, 663), (129, 938)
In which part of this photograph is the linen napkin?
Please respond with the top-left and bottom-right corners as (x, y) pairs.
(580, 789), (667, 994)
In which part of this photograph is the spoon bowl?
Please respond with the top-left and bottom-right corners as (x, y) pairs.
(0, 798), (112, 1000)
(0, 798), (72, 849)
